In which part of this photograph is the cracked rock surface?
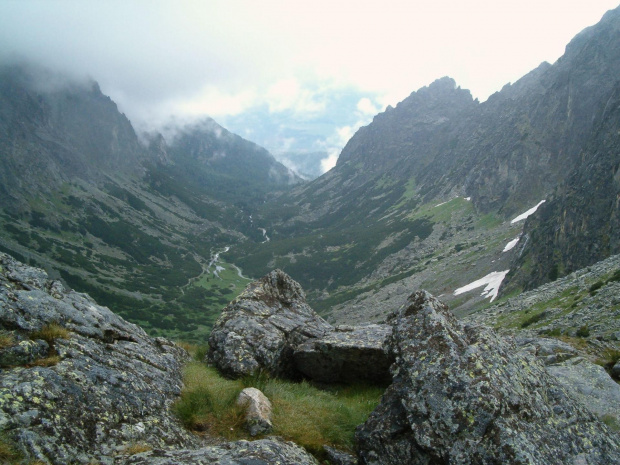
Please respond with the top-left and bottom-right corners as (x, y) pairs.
(0, 252), (198, 464)
(356, 290), (620, 465)
(208, 269), (332, 378)
(115, 437), (318, 465)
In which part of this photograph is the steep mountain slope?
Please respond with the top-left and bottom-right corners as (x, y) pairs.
(504, 82), (620, 292)
(231, 5), (620, 323)
(0, 64), (299, 341)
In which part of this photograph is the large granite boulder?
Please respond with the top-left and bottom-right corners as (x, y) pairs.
(356, 291), (620, 465)
(0, 252), (198, 464)
(116, 437), (319, 465)
(208, 269), (332, 378)
(294, 324), (393, 384)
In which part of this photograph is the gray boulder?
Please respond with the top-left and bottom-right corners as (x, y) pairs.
(0, 252), (198, 464)
(208, 269), (332, 378)
(547, 356), (620, 427)
(294, 324), (393, 384)
(356, 290), (620, 465)
(324, 445), (358, 465)
(517, 336), (620, 428)
(515, 336), (579, 365)
(115, 437), (319, 464)
(236, 387), (273, 436)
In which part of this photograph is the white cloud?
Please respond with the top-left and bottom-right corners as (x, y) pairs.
(357, 97), (380, 115)
(266, 78), (326, 115)
(1, 0), (617, 153)
(320, 149), (340, 173)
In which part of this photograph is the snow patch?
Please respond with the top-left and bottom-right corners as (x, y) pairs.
(258, 228), (270, 243)
(453, 270), (509, 302)
(434, 196), (469, 208)
(511, 200), (546, 224)
(465, 197), (471, 201)
(502, 236), (520, 252)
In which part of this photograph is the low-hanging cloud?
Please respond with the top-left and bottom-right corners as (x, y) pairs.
(1, 0), (618, 162)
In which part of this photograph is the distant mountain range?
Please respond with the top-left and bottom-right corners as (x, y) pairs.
(0, 64), (299, 341)
(1, 6), (620, 337)
(230, 5), (620, 322)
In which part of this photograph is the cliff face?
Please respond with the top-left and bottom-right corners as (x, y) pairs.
(326, 6), (620, 218)
(0, 65), (146, 205)
(504, 82), (620, 291)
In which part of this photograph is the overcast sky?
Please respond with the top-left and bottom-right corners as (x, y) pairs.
(1, 0), (618, 171)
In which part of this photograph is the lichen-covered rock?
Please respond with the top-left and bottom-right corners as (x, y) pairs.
(236, 387), (273, 436)
(546, 356), (620, 427)
(356, 290), (620, 465)
(0, 252), (198, 464)
(208, 269), (332, 378)
(115, 437), (319, 464)
(516, 336), (579, 365)
(294, 324), (393, 384)
(0, 336), (49, 367)
(516, 336), (620, 428)
(324, 445), (358, 465)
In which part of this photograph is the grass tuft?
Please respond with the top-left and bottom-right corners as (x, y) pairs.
(173, 362), (383, 456)
(0, 434), (22, 463)
(173, 362), (245, 436)
(520, 311), (548, 328)
(120, 443), (152, 455)
(595, 348), (620, 379)
(30, 355), (62, 367)
(0, 331), (15, 349)
(601, 414), (620, 432)
(30, 323), (70, 344)
(174, 342), (209, 361)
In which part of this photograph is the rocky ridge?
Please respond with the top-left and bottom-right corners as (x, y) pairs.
(465, 252), (620, 342)
(231, 5), (620, 323)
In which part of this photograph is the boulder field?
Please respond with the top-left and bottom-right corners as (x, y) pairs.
(2, 255), (618, 464)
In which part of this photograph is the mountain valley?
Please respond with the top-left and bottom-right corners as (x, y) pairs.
(1, 8), (620, 350)
(2, 6), (620, 465)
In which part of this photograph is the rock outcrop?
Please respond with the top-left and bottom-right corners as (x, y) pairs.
(207, 269), (333, 378)
(356, 291), (620, 464)
(208, 270), (394, 384)
(0, 252), (197, 463)
(294, 324), (393, 384)
(0, 254), (320, 465)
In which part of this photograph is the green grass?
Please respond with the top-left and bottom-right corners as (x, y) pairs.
(601, 414), (620, 432)
(0, 435), (21, 463)
(173, 362), (383, 458)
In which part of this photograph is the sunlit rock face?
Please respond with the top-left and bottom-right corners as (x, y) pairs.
(356, 290), (620, 465)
